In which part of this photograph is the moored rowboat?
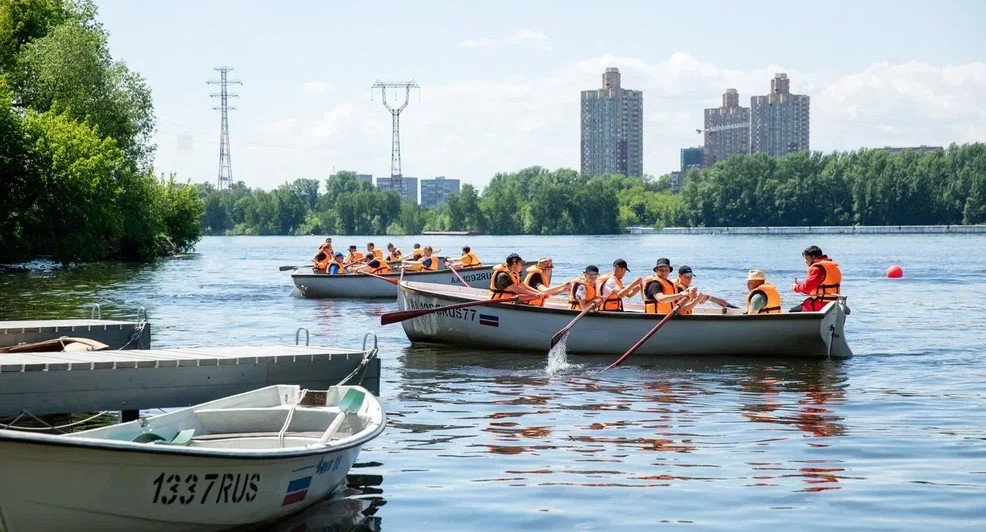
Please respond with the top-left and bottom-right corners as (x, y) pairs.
(396, 281), (853, 358)
(0, 384), (385, 532)
(292, 265), (495, 299)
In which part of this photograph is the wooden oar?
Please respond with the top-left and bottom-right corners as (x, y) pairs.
(279, 265), (310, 271)
(549, 301), (598, 348)
(602, 303), (682, 371)
(381, 295), (521, 326)
(707, 295), (740, 309)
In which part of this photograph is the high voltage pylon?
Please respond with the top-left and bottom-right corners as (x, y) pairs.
(371, 80), (419, 188)
(208, 66), (241, 191)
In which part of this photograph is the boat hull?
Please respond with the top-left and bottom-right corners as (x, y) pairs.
(292, 265), (495, 299)
(0, 440), (359, 531)
(397, 282), (852, 358)
(0, 384), (385, 532)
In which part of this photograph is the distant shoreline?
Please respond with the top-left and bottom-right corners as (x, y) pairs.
(627, 225), (986, 235)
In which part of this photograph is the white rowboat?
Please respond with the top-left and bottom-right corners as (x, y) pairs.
(396, 281), (853, 358)
(0, 384), (385, 532)
(292, 265), (495, 299)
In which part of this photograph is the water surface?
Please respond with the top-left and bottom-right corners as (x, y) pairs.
(2, 234), (985, 530)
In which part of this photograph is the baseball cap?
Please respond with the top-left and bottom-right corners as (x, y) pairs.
(747, 269), (766, 281)
(506, 252), (524, 265)
(679, 265), (694, 277)
(348, 245), (357, 250)
(613, 258), (630, 271)
(334, 252), (344, 258)
(584, 264), (600, 274)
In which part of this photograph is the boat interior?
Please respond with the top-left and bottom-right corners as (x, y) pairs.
(68, 385), (381, 450)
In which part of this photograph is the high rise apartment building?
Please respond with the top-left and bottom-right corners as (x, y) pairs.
(581, 68), (643, 177)
(420, 176), (460, 208)
(703, 88), (750, 166)
(750, 74), (810, 157)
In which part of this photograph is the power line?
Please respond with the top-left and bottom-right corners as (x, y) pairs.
(371, 80), (419, 186)
(208, 66), (242, 191)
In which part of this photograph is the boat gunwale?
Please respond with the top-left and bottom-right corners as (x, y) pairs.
(399, 281), (839, 321)
(290, 264), (492, 279)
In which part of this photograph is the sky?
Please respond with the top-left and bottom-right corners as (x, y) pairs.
(94, 0), (986, 191)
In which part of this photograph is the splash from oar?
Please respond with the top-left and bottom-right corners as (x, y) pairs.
(546, 333), (581, 376)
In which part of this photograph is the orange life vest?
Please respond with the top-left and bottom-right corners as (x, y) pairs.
(369, 248), (384, 260)
(459, 251), (482, 267)
(643, 275), (677, 314)
(314, 252), (330, 272)
(597, 273), (625, 311)
(387, 249), (403, 261)
(421, 255), (438, 271)
(370, 261), (392, 275)
(568, 277), (597, 310)
(746, 283), (782, 314)
(521, 266), (550, 307)
(346, 251), (365, 264)
(808, 259), (842, 302)
(489, 264), (521, 300)
(674, 280), (695, 316)
(411, 248), (424, 259)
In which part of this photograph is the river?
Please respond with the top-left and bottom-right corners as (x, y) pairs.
(2, 234), (985, 530)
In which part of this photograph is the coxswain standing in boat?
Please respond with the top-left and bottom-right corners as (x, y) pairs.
(489, 253), (543, 301)
(568, 265), (604, 310)
(673, 265), (710, 315)
(403, 246), (440, 271)
(641, 258), (691, 314)
(446, 246), (483, 269)
(597, 259), (642, 312)
(791, 245), (842, 312)
(746, 269), (782, 314)
(521, 258), (571, 307)
(386, 243), (403, 262)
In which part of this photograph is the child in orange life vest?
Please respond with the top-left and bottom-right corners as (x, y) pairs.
(568, 265), (604, 310)
(489, 253), (543, 301)
(673, 265), (710, 315)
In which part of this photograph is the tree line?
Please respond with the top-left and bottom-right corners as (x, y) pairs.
(0, 0), (202, 263)
(197, 143), (986, 237)
(678, 144), (986, 227)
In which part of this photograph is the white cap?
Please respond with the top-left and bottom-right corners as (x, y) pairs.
(747, 269), (766, 281)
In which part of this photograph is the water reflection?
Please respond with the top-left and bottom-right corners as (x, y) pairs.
(396, 345), (850, 491)
(263, 483), (384, 532)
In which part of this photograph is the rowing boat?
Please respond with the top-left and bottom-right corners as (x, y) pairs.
(292, 265), (495, 299)
(395, 281), (853, 358)
(0, 384), (385, 531)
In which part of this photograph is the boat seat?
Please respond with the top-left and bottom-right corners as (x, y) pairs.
(191, 431), (326, 441)
(132, 428), (196, 445)
(193, 406), (341, 434)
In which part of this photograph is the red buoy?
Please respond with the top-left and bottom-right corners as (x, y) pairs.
(886, 265), (903, 278)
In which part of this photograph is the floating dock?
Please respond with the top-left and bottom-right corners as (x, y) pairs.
(0, 345), (380, 417)
(0, 319), (151, 351)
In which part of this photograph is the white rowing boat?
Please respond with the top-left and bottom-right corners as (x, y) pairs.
(0, 384), (385, 532)
(396, 281), (853, 358)
(292, 265), (495, 299)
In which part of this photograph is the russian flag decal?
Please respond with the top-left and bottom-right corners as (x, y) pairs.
(479, 313), (499, 327)
(282, 475), (312, 506)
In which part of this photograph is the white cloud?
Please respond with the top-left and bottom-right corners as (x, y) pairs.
(170, 54), (986, 190)
(458, 29), (549, 49)
(301, 81), (336, 95)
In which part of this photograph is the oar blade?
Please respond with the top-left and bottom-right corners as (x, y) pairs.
(549, 331), (566, 349)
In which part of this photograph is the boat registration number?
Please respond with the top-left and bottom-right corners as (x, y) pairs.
(151, 472), (260, 505)
(408, 301), (476, 321)
(450, 271), (492, 284)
